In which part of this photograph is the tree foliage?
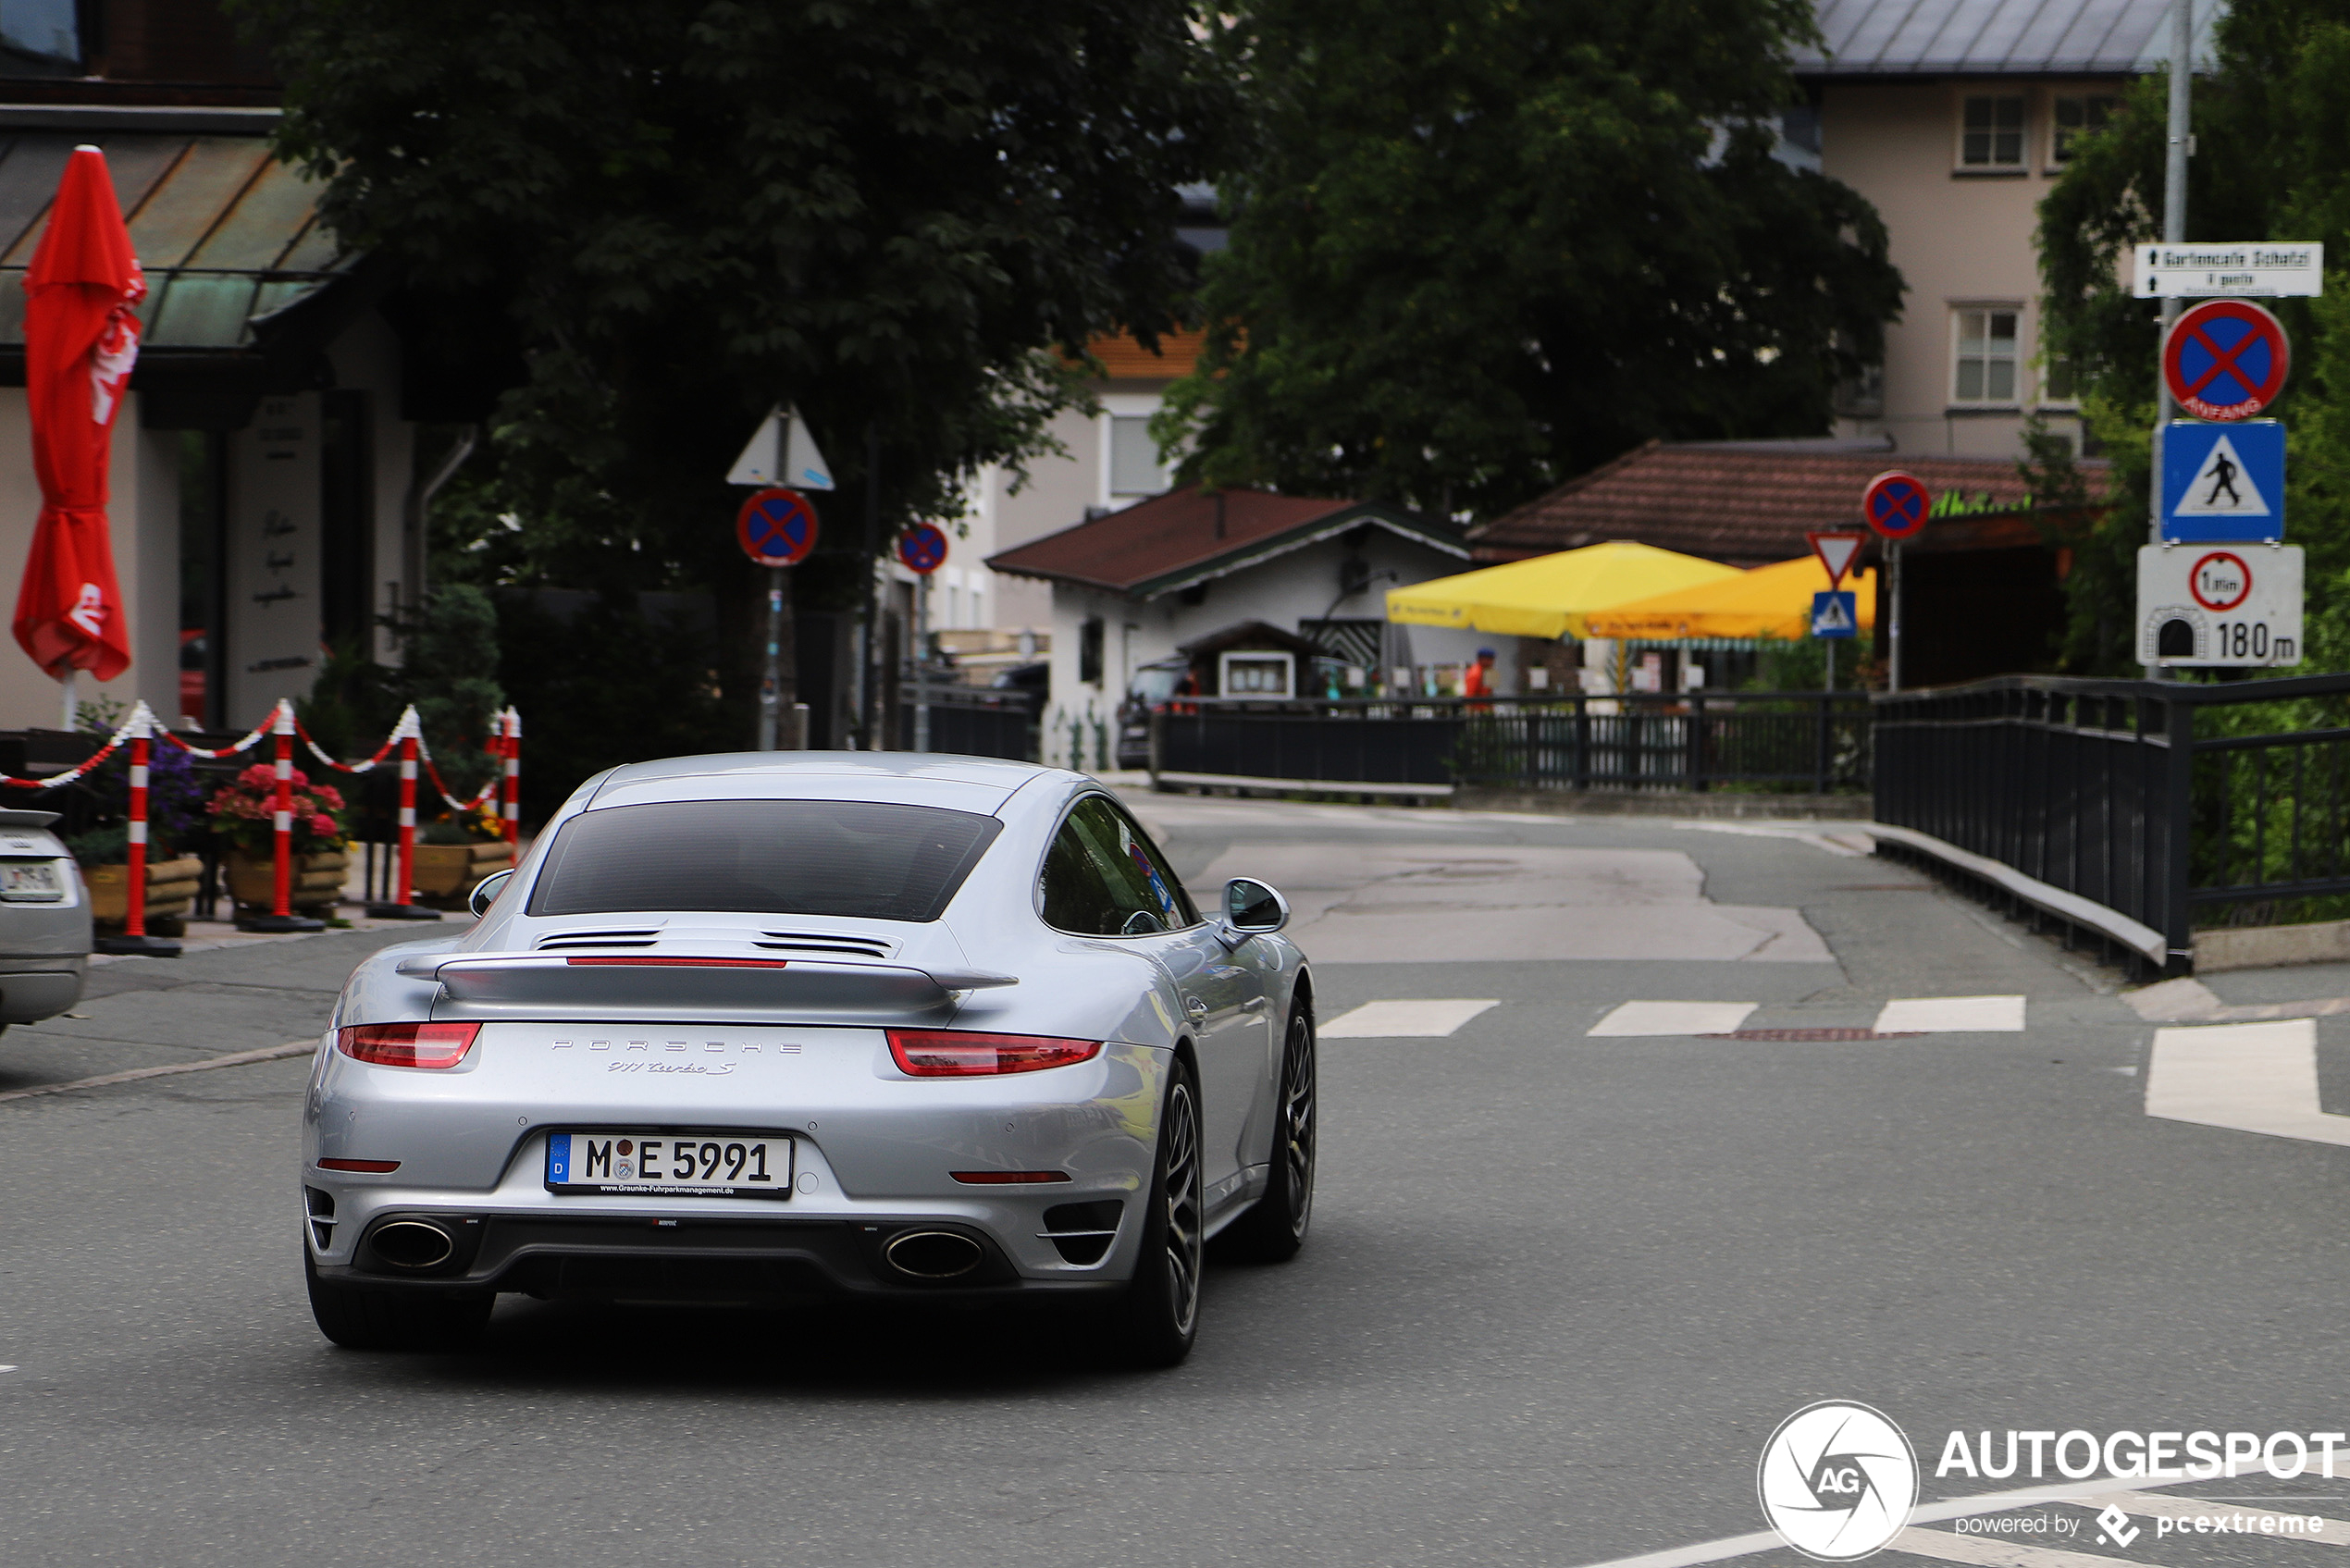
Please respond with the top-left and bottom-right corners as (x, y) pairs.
(237, 0), (1235, 735)
(2039, 0), (2350, 673)
(1155, 0), (1906, 517)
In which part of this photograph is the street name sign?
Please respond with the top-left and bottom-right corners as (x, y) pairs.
(2134, 242), (2324, 299)
(1808, 530), (1866, 586)
(736, 488), (820, 567)
(897, 523), (948, 574)
(1811, 591), (1858, 639)
(1861, 472), (1929, 540)
(2160, 420), (2284, 543)
(2136, 544), (2304, 667)
(2162, 299), (2291, 420)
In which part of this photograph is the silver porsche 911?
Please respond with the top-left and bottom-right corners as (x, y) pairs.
(301, 753), (1316, 1365)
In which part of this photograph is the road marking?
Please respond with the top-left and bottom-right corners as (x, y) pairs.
(2145, 1018), (2350, 1146)
(1321, 999), (1498, 1038)
(0, 1040), (315, 1105)
(1874, 995), (2027, 1033)
(1589, 1001), (1758, 1037)
(2066, 1490), (2350, 1544)
(1889, 1526), (2133, 1568)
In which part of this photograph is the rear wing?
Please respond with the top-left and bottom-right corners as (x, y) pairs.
(395, 952), (1016, 1024)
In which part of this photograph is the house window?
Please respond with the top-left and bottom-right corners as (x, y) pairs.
(1109, 415), (1169, 498)
(1079, 616), (1104, 685)
(1953, 308), (2021, 403)
(1219, 652), (1292, 698)
(2042, 352), (2078, 404)
(1959, 95), (2026, 168)
(2051, 95), (2120, 165)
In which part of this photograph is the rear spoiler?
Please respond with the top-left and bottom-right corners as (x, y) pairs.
(395, 952), (1017, 1023)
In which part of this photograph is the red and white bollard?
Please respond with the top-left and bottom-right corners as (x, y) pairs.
(94, 701), (180, 956)
(363, 705), (440, 921)
(244, 699), (323, 932)
(501, 708), (520, 846)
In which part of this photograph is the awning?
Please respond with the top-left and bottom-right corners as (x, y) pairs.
(1580, 555), (1878, 642)
(1383, 540), (1740, 639)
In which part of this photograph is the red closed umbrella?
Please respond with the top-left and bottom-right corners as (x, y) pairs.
(13, 144), (142, 710)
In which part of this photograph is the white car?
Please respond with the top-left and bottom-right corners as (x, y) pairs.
(302, 754), (1317, 1365)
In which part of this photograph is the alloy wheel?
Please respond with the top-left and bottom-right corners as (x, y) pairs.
(1164, 1079), (1204, 1335)
(1279, 1013), (1317, 1234)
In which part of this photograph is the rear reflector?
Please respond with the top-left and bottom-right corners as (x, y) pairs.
(565, 956), (791, 969)
(316, 1158), (402, 1173)
(950, 1170), (1073, 1184)
(887, 1030), (1103, 1077)
(337, 1021), (480, 1069)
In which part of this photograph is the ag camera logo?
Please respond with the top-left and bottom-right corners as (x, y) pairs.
(1758, 1401), (1921, 1561)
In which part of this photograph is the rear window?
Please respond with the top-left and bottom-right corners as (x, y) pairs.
(526, 800), (1004, 922)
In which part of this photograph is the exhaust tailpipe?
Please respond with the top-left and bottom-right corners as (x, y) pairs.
(370, 1219), (456, 1270)
(884, 1229), (983, 1279)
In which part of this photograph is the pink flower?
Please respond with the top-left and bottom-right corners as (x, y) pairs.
(308, 814), (337, 838)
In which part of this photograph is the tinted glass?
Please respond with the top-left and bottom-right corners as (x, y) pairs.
(1039, 796), (1197, 935)
(527, 800), (1003, 922)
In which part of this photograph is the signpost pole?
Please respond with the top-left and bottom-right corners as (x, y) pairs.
(2147, 0), (2192, 680)
(1887, 542), (1903, 693)
(912, 571), (931, 753)
(758, 567), (783, 750)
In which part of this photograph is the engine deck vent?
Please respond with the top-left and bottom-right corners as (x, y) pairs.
(754, 931), (895, 960)
(536, 929), (662, 952)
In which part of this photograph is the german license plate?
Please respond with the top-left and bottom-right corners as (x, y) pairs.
(0, 862), (62, 902)
(546, 1132), (794, 1198)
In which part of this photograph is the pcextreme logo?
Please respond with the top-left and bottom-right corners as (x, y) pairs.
(1757, 1401), (1921, 1561)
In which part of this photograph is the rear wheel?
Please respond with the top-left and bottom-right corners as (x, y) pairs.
(1107, 1059), (1205, 1367)
(1218, 1003), (1316, 1262)
(304, 1246), (489, 1352)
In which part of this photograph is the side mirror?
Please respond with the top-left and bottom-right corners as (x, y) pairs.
(467, 868), (515, 920)
(1220, 877), (1289, 943)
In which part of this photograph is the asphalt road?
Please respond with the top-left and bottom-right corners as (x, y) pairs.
(9, 794), (2350, 1567)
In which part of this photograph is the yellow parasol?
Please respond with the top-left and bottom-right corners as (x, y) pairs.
(1383, 541), (1741, 639)
(1579, 555), (1878, 642)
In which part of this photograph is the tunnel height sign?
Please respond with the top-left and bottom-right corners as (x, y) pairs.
(2137, 545), (2305, 668)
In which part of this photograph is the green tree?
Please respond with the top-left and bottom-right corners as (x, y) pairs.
(1155, 0), (1905, 516)
(2038, 0), (2350, 672)
(237, 0), (1234, 739)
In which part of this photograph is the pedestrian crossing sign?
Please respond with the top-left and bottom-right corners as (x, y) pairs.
(2161, 419), (2284, 543)
(1811, 590), (1857, 639)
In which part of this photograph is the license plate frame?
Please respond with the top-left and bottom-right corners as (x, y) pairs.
(545, 1130), (796, 1200)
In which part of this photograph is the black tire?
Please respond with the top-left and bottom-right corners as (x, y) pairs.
(1217, 1002), (1316, 1263)
(1107, 1057), (1206, 1368)
(304, 1246), (490, 1352)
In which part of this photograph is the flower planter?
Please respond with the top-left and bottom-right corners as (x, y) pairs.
(414, 840), (514, 908)
(85, 855), (204, 932)
(223, 847), (348, 914)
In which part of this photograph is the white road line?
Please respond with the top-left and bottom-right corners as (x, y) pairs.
(1589, 1001), (1758, 1037)
(1568, 1473), (2264, 1568)
(2067, 1490), (2350, 1545)
(0, 1040), (315, 1105)
(1889, 1526), (2134, 1568)
(2145, 1018), (2350, 1146)
(1321, 999), (1499, 1038)
(1874, 995), (2027, 1033)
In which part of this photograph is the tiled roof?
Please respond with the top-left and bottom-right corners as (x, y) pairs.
(1794, 0), (2223, 76)
(1469, 440), (2109, 565)
(986, 485), (1467, 599)
(0, 125), (345, 355)
(1084, 327), (1206, 380)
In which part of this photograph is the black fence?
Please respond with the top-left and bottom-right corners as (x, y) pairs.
(896, 679), (1037, 762)
(1874, 672), (2350, 966)
(1150, 693), (1873, 794)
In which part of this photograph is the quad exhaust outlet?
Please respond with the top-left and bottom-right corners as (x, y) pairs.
(883, 1229), (983, 1279)
(369, 1219), (456, 1270)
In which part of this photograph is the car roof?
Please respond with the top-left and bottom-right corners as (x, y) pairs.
(581, 750), (1067, 816)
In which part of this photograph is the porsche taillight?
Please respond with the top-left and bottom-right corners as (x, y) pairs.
(886, 1030), (1102, 1077)
(337, 1021), (480, 1069)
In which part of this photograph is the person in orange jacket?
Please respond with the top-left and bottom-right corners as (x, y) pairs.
(1463, 648), (1497, 710)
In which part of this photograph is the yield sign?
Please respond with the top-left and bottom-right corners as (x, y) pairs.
(1807, 530), (1866, 586)
(2162, 299), (2290, 420)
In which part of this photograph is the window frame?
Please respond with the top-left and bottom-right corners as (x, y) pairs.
(1949, 303), (2025, 408)
(2048, 93), (2121, 169)
(1955, 93), (2028, 173)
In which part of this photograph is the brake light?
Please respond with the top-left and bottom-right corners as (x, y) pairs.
(337, 1021), (480, 1069)
(887, 1030), (1102, 1077)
